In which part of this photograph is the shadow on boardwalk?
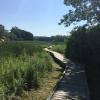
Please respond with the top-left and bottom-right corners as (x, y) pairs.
(51, 61), (90, 100)
(45, 48), (90, 100)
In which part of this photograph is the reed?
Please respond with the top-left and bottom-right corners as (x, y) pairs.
(0, 41), (52, 99)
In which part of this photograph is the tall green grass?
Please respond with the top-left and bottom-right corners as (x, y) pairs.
(0, 41), (43, 57)
(51, 44), (65, 54)
(0, 41), (52, 99)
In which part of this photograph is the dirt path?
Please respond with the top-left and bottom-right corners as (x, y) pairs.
(45, 48), (90, 100)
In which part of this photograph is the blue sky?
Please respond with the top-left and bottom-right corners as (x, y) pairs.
(0, 0), (75, 36)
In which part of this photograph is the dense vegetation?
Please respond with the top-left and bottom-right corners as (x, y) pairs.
(0, 24), (68, 43)
(0, 41), (52, 100)
(50, 43), (66, 54)
(29, 35), (67, 42)
(60, 0), (100, 27)
(65, 25), (100, 100)
(10, 27), (33, 41)
(60, 0), (100, 99)
(0, 25), (34, 41)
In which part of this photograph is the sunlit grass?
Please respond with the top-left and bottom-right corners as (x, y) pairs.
(21, 56), (61, 100)
(51, 44), (66, 54)
(0, 41), (52, 99)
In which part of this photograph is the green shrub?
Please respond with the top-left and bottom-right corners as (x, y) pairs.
(65, 25), (100, 100)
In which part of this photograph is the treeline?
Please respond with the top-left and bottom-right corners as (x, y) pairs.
(33, 35), (68, 42)
(0, 24), (67, 42)
(66, 24), (100, 100)
(0, 25), (33, 41)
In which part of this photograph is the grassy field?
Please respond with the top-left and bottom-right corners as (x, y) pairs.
(0, 41), (62, 100)
(50, 43), (66, 54)
(21, 58), (61, 100)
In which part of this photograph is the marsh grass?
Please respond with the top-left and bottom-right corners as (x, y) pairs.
(0, 41), (52, 99)
(51, 44), (65, 54)
(21, 56), (62, 100)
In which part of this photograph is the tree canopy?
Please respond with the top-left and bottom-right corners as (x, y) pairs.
(33, 35), (67, 42)
(65, 25), (100, 99)
(59, 0), (100, 27)
(0, 25), (6, 38)
(0, 25), (34, 41)
(11, 27), (33, 41)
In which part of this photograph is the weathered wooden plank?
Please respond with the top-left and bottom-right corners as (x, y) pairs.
(45, 48), (90, 100)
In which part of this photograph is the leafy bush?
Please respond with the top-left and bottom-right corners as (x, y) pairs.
(65, 25), (100, 100)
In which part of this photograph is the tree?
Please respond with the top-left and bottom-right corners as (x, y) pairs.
(65, 25), (100, 100)
(51, 35), (67, 42)
(0, 25), (5, 38)
(34, 36), (52, 41)
(11, 27), (33, 41)
(0, 24), (9, 41)
(33, 35), (68, 42)
(65, 26), (87, 63)
(59, 0), (100, 27)
(7, 32), (17, 40)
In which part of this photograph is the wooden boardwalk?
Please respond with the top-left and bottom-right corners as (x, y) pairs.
(45, 48), (90, 100)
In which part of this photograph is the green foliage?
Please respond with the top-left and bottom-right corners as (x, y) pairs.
(34, 36), (52, 42)
(0, 25), (8, 40)
(11, 27), (33, 41)
(0, 25), (33, 41)
(65, 26), (87, 63)
(0, 24), (68, 42)
(51, 44), (65, 54)
(60, 0), (100, 26)
(0, 25), (5, 38)
(51, 35), (67, 42)
(0, 41), (42, 57)
(66, 25), (100, 100)
(33, 35), (68, 43)
(0, 41), (52, 99)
